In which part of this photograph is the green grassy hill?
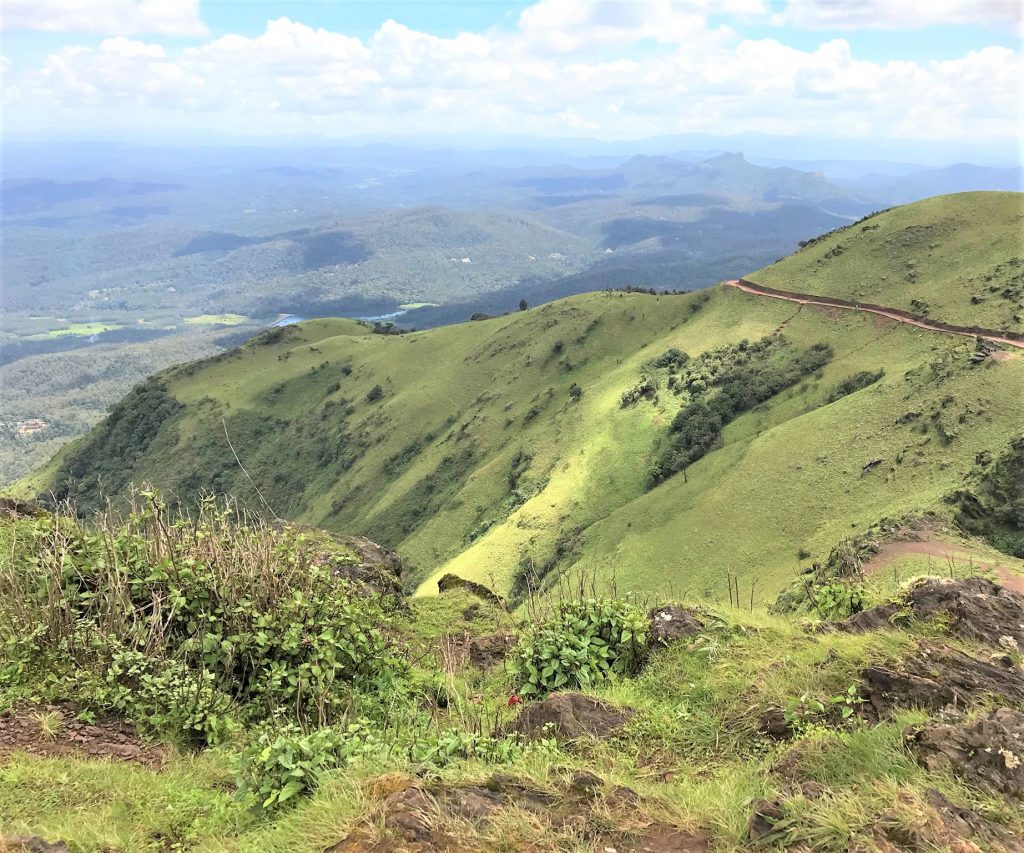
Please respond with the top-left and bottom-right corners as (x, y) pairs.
(20, 192), (1024, 602)
(751, 191), (1024, 331)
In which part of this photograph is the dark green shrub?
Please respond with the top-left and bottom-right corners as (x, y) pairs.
(649, 338), (834, 486)
(509, 598), (649, 696)
(653, 348), (689, 369)
(366, 384), (384, 403)
(826, 370), (884, 403)
(950, 436), (1024, 557)
(620, 377), (656, 407)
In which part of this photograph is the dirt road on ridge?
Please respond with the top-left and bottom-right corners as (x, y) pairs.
(724, 279), (1024, 351)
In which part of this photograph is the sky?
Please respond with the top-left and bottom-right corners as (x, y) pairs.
(1, 0), (1021, 152)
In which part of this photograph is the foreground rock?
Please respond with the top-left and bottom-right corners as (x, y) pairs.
(838, 577), (1024, 648)
(508, 692), (635, 742)
(0, 838), (69, 853)
(906, 708), (1024, 799)
(920, 787), (1022, 851)
(328, 772), (708, 853)
(648, 605), (705, 647)
(467, 633), (515, 669)
(860, 641), (1024, 718)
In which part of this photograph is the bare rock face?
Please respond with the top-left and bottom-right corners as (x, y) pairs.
(0, 705), (165, 768)
(923, 787), (1023, 850)
(468, 633), (515, 669)
(758, 706), (795, 740)
(436, 573), (506, 608)
(906, 708), (1024, 799)
(838, 577), (1024, 649)
(508, 692), (634, 741)
(860, 642), (1024, 718)
(747, 799), (785, 842)
(648, 605), (705, 647)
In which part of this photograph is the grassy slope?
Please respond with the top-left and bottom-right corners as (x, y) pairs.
(750, 191), (1024, 331)
(20, 193), (1024, 601)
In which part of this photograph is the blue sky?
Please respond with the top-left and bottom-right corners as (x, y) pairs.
(1, 1), (1020, 150)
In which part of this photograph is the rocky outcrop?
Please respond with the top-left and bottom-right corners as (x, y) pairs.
(648, 605), (705, 647)
(747, 799), (785, 842)
(860, 642), (1024, 718)
(837, 576), (1024, 648)
(508, 692), (634, 741)
(0, 496), (47, 520)
(922, 787), (1022, 851)
(329, 772), (708, 853)
(311, 533), (404, 598)
(436, 573), (506, 608)
(0, 705), (165, 768)
(758, 707), (795, 740)
(468, 633), (515, 669)
(906, 709), (1024, 799)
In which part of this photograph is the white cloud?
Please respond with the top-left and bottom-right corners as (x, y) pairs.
(1, 0), (208, 37)
(776, 0), (1021, 30)
(516, 0), (765, 53)
(1, 0), (1020, 142)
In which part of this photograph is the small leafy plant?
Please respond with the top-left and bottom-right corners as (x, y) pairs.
(830, 684), (866, 720)
(783, 692), (826, 732)
(509, 598), (649, 696)
(813, 581), (868, 620)
(238, 724), (357, 810)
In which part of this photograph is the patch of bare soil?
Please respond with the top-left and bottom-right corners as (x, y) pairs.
(863, 538), (1024, 594)
(0, 705), (166, 768)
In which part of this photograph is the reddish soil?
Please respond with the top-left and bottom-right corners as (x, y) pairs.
(0, 705), (166, 768)
(864, 540), (1024, 594)
(724, 279), (1024, 350)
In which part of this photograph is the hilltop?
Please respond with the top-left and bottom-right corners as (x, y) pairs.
(19, 192), (1024, 605)
(752, 192), (1023, 331)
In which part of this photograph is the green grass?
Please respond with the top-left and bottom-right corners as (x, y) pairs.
(182, 313), (249, 326)
(750, 191), (1024, 332)
(3, 593), (1020, 852)
(18, 192), (1024, 603)
(26, 322), (124, 339)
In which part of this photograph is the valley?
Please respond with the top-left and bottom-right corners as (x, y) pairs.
(19, 192), (1024, 605)
(3, 4), (1024, 850)
(5, 187), (1024, 853)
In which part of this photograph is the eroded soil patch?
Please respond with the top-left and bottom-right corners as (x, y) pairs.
(0, 705), (165, 768)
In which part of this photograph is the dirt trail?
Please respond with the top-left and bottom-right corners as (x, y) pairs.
(863, 539), (1024, 594)
(724, 279), (1024, 350)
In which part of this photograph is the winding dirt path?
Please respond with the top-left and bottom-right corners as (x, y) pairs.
(862, 540), (1024, 594)
(724, 279), (1024, 350)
